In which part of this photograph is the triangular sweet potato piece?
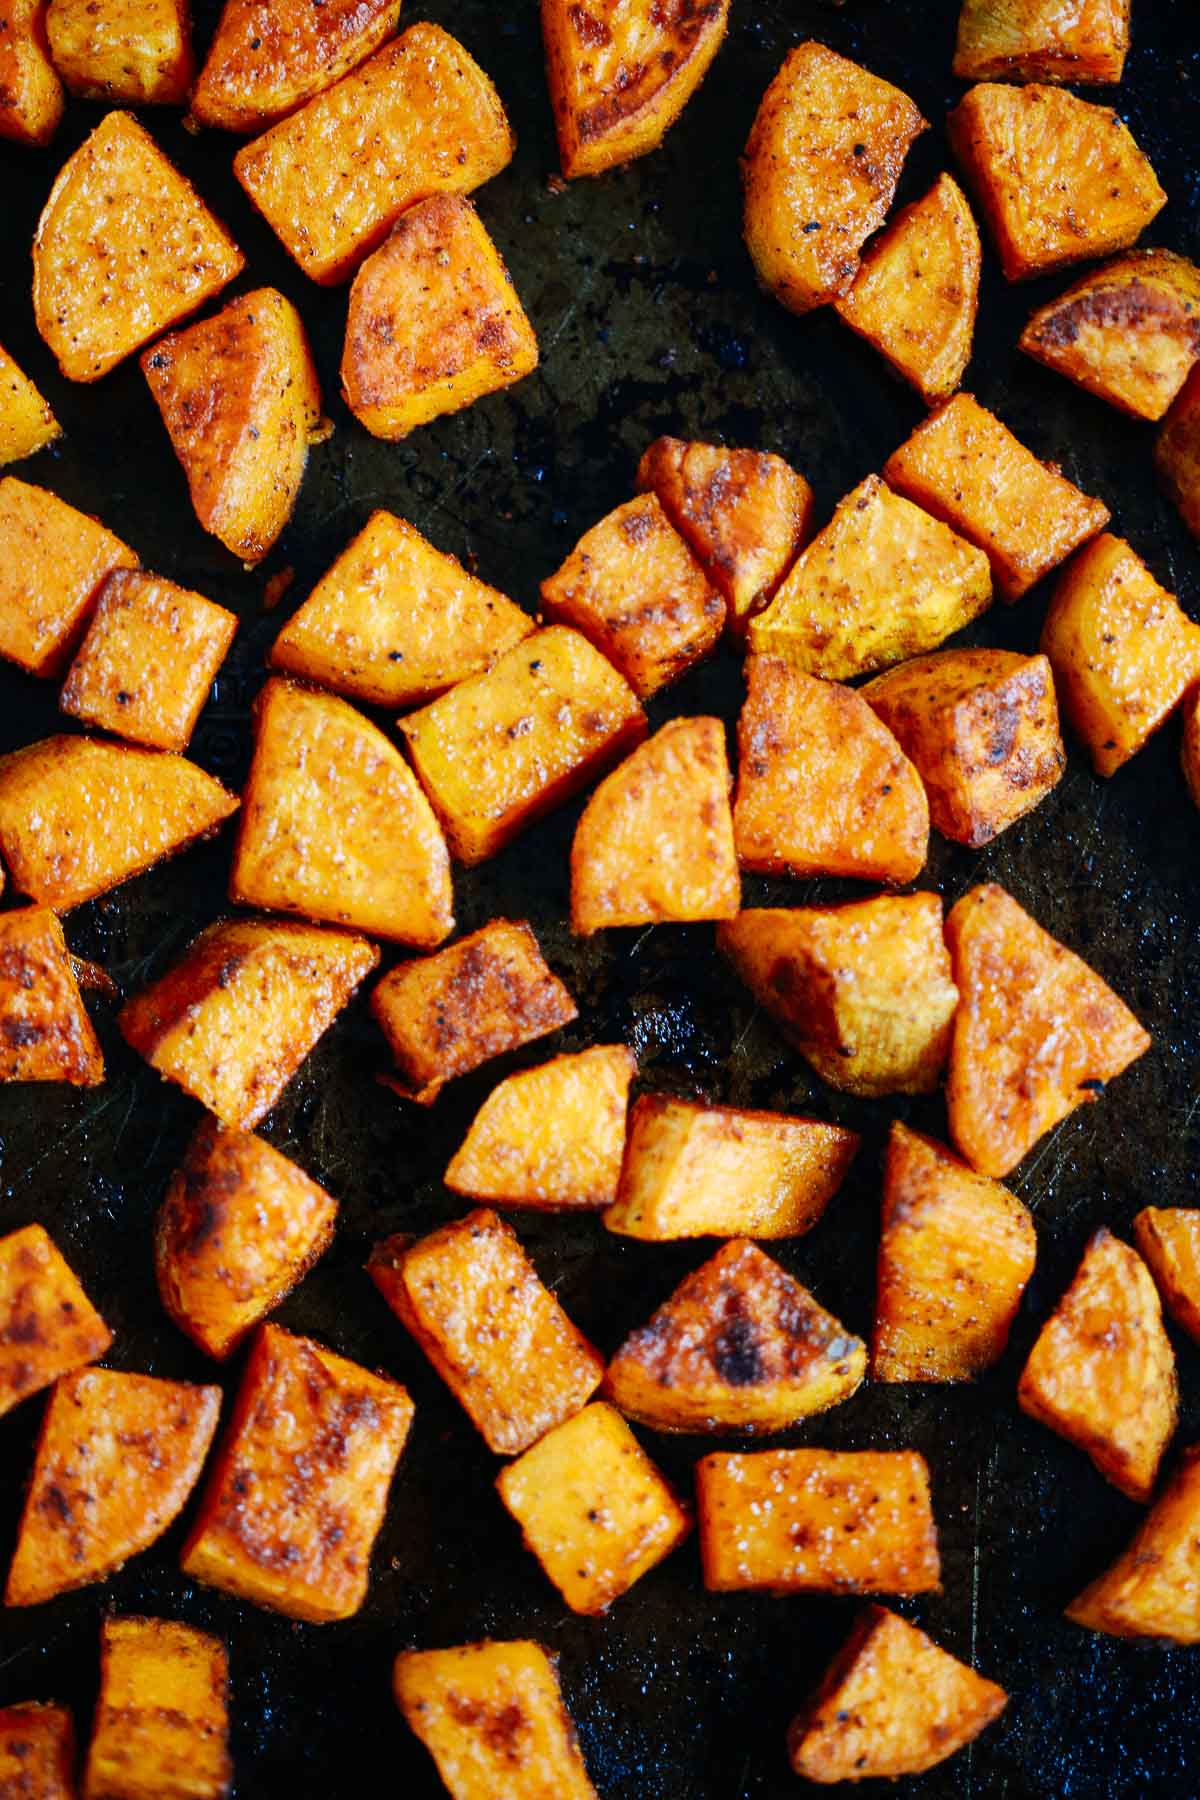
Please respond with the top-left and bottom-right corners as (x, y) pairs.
(0, 0), (63, 147)
(1133, 1208), (1200, 1344)
(0, 907), (103, 1086)
(1067, 1445), (1200, 1643)
(605, 1237), (865, 1433)
(945, 883), (1150, 1176)
(0, 1224), (111, 1417)
(0, 342), (60, 466)
(0, 476), (138, 678)
(189, 0), (402, 133)
(954, 0), (1130, 85)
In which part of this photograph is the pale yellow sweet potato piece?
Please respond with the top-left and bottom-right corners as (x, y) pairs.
(83, 1617), (230, 1800)
(954, 0), (1129, 83)
(1067, 1444), (1200, 1643)
(1134, 1209), (1200, 1345)
(0, 342), (60, 465)
(0, 477), (137, 676)
(0, 1703), (75, 1798)
(1157, 363), (1200, 540)
(0, 0), (63, 145)
(46, 0), (192, 103)
(189, 0), (401, 133)
(0, 1223), (111, 1417)
(0, 908), (103, 1086)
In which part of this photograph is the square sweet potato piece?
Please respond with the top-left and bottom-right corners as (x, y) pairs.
(188, 0), (402, 133)
(0, 342), (60, 466)
(83, 1617), (230, 1800)
(1157, 363), (1200, 540)
(0, 0), (64, 146)
(0, 1702), (76, 1798)
(0, 477), (137, 677)
(0, 907), (104, 1086)
(46, 0), (193, 103)
(954, 0), (1129, 84)
(1134, 1208), (1200, 1344)
(1067, 1444), (1200, 1643)
(0, 1223), (111, 1418)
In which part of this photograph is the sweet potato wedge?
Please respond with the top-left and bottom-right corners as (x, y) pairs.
(0, 342), (60, 465)
(1134, 1209), (1200, 1344)
(0, 1703), (75, 1798)
(1067, 1445), (1200, 1643)
(1186, 691), (1200, 809)
(188, 0), (401, 133)
(46, 0), (192, 102)
(83, 1617), (230, 1800)
(0, 1223), (111, 1417)
(0, 0), (63, 145)
(1157, 363), (1200, 540)
(0, 908), (104, 1086)
(0, 476), (137, 677)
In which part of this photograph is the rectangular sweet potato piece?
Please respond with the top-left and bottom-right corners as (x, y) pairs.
(1067, 1444), (1200, 1643)
(0, 1702), (76, 1798)
(0, 1223), (111, 1417)
(953, 0), (1130, 84)
(0, 477), (137, 677)
(45, 0), (193, 103)
(1157, 363), (1200, 540)
(0, 907), (104, 1086)
(188, 0), (403, 133)
(0, 342), (60, 465)
(0, 0), (64, 146)
(83, 1617), (230, 1800)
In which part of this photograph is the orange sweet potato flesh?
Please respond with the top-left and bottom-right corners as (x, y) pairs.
(0, 342), (60, 465)
(0, 1223), (111, 1417)
(1067, 1444), (1200, 1643)
(0, 908), (104, 1086)
(189, 0), (402, 133)
(0, 476), (138, 678)
(0, 1703), (75, 1798)
(954, 0), (1130, 85)
(1134, 1209), (1200, 1344)
(46, 0), (193, 104)
(1157, 363), (1200, 541)
(0, 0), (63, 146)
(85, 1616), (231, 1800)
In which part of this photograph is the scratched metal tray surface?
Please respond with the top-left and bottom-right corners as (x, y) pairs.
(1, 1), (1198, 1794)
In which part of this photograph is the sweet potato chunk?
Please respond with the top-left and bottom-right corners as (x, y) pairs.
(46, 0), (192, 103)
(398, 625), (646, 865)
(1134, 1209), (1200, 1344)
(1157, 363), (1200, 540)
(570, 717), (738, 934)
(33, 111), (243, 383)
(0, 1703), (75, 1798)
(6, 1369), (221, 1606)
(605, 1095), (858, 1241)
(697, 1449), (940, 1595)
(181, 1322), (413, 1621)
(0, 1223), (110, 1417)
(445, 1045), (636, 1211)
(369, 1208), (603, 1455)
(155, 1116), (338, 1360)
(873, 1122), (1036, 1383)
(1067, 1445), (1200, 1643)
(0, 0), (63, 145)
(863, 648), (1065, 846)
(342, 194), (537, 439)
(189, 0), (401, 133)
(496, 1401), (690, 1614)
(83, 1617), (230, 1800)
(1018, 1228), (1176, 1501)
(747, 475), (992, 679)
(789, 1605), (1008, 1784)
(233, 23), (514, 285)
(0, 908), (103, 1086)
(605, 1238), (865, 1434)
(0, 343), (60, 465)
(948, 82), (1165, 282)
(884, 392), (1110, 601)
(733, 657), (928, 883)
(371, 919), (577, 1105)
(118, 917), (378, 1129)
(718, 894), (958, 1099)
(954, 0), (1130, 84)
(743, 41), (927, 315)
(270, 510), (532, 708)
(1186, 691), (1200, 809)
(231, 678), (454, 947)
(0, 477), (137, 677)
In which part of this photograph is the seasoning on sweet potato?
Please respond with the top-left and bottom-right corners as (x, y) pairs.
(788, 1605), (1008, 1784)
(883, 392), (1110, 601)
(181, 1322), (413, 1622)
(733, 656), (928, 883)
(0, 1703), (75, 1799)
(1134, 1209), (1200, 1344)
(0, 477), (137, 677)
(953, 0), (1130, 84)
(1186, 691), (1200, 809)
(189, 0), (401, 133)
(371, 919), (577, 1105)
(0, 1223), (111, 1417)
(604, 1094), (859, 1241)
(747, 475), (992, 679)
(1156, 363), (1200, 541)
(718, 894), (959, 1099)
(0, 342), (60, 466)
(743, 41), (927, 315)
(46, 0), (192, 103)
(1067, 1444), (1200, 1643)
(233, 22), (514, 285)
(445, 1045), (636, 1211)
(0, 909), (104, 1086)
(156, 1115), (338, 1360)
(118, 917), (379, 1129)
(398, 625), (646, 865)
(370, 1208), (603, 1456)
(0, 0), (63, 145)
(83, 1616), (231, 1800)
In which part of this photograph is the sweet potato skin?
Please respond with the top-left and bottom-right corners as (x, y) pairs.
(954, 0), (1130, 84)
(1186, 691), (1200, 808)
(1067, 1444), (1200, 1643)
(0, 0), (63, 146)
(0, 342), (60, 465)
(1156, 363), (1200, 540)
(0, 907), (104, 1086)
(0, 1223), (111, 1417)
(189, 0), (402, 132)
(0, 1702), (76, 1798)
(83, 1616), (231, 1800)
(1134, 1209), (1200, 1344)
(46, 0), (193, 103)
(0, 477), (138, 677)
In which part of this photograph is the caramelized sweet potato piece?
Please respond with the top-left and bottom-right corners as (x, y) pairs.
(83, 1617), (230, 1800)
(1186, 691), (1200, 809)
(0, 1223), (110, 1417)
(0, 477), (137, 677)
(743, 41), (927, 315)
(46, 0), (192, 103)
(954, 0), (1130, 84)
(1068, 1445), (1200, 1642)
(189, 0), (401, 133)
(1157, 363), (1200, 540)
(0, 0), (62, 145)
(0, 908), (104, 1086)
(1134, 1209), (1200, 1344)
(0, 1703), (75, 1798)
(0, 342), (60, 465)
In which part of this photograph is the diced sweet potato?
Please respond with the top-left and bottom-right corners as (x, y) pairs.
(954, 0), (1130, 84)
(872, 1122), (1036, 1383)
(0, 908), (104, 1086)
(540, 494), (724, 700)
(394, 1640), (598, 1800)
(0, 736), (237, 912)
(604, 1238), (865, 1434)
(46, 0), (192, 103)
(1067, 1444), (1200, 1643)
(445, 1045), (636, 1211)
(188, 0), (401, 133)
(233, 23), (514, 285)
(1018, 1228), (1176, 1501)
(1186, 691), (1200, 809)
(369, 1209), (603, 1456)
(118, 917), (378, 1129)
(270, 510), (533, 708)
(495, 1400), (690, 1614)
(733, 656), (928, 883)
(398, 625), (646, 865)
(948, 82), (1165, 282)
(1134, 1209), (1200, 1344)
(155, 1115), (338, 1360)
(0, 1703), (75, 1798)
(834, 174), (981, 406)
(0, 342), (60, 465)
(231, 677), (454, 947)
(718, 894), (958, 1099)
(788, 1605), (1008, 1784)
(747, 475), (992, 679)
(33, 111), (243, 383)
(371, 919), (577, 1105)
(6, 1369), (221, 1606)
(181, 1322), (413, 1622)
(1156, 363), (1200, 540)
(0, 477), (137, 677)
(83, 1617), (230, 1800)
(697, 1448), (940, 1595)
(341, 194), (538, 439)
(863, 648), (1065, 846)
(0, 0), (63, 145)
(743, 41), (927, 315)
(884, 392), (1110, 601)
(604, 1094), (859, 1241)
(0, 1223), (110, 1417)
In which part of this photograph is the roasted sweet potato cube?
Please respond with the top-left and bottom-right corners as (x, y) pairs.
(789, 1605), (1008, 1784)
(747, 475), (992, 678)
(570, 717), (738, 933)
(371, 919), (577, 1105)
(733, 657), (928, 883)
(743, 42), (927, 316)
(181, 1323), (413, 1621)
(370, 1209), (603, 1455)
(697, 1449), (940, 1595)
(1067, 1445), (1200, 1643)
(46, 0), (192, 103)
(0, 1223), (110, 1417)
(233, 23), (514, 285)
(954, 0), (1129, 83)
(83, 1617), (230, 1800)
(0, 478), (137, 677)
(1157, 363), (1200, 541)
(0, 909), (103, 1086)
(496, 1401), (690, 1614)
(1134, 1209), (1200, 1344)
(718, 894), (959, 1099)
(398, 625), (646, 865)
(189, 0), (401, 133)
(0, 1702), (75, 1798)
(1186, 690), (1200, 809)
(604, 1238), (865, 1434)
(118, 917), (379, 1129)
(1018, 1228), (1176, 1501)
(231, 677), (454, 947)
(0, 343), (60, 466)
(155, 1116), (338, 1360)
(884, 392), (1110, 601)
(445, 1045), (636, 1211)
(0, 0), (63, 145)
(270, 510), (533, 709)
(541, 494), (724, 700)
